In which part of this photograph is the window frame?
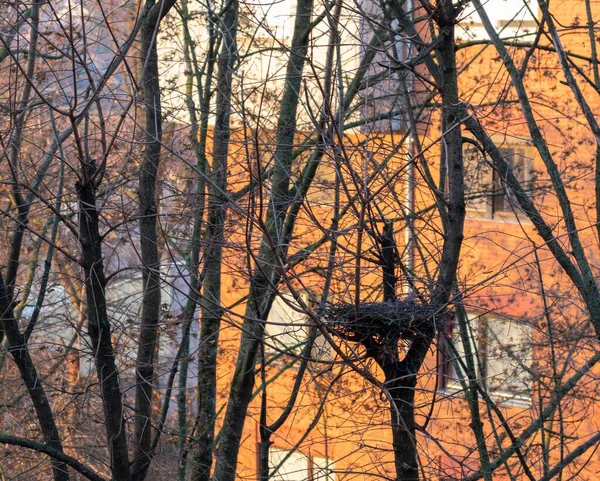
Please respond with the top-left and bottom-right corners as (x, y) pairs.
(463, 141), (534, 221)
(267, 447), (335, 481)
(440, 311), (533, 405)
(457, 0), (539, 42)
(264, 292), (335, 364)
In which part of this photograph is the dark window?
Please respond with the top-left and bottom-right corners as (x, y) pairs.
(463, 144), (533, 218)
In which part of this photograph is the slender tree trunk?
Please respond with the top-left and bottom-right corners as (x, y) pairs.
(177, 1), (215, 476)
(211, 0), (314, 477)
(0, 0), (42, 348)
(191, 0), (237, 478)
(130, 3), (178, 478)
(63, 320), (82, 457)
(0, 277), (70, 481)
(258, 439), (272, 481)
(176, 330), (191, 480)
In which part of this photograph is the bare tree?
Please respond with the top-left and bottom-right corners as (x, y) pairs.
(3, 1), (600, 481)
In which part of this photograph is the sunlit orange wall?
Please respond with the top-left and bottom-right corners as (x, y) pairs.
(189, 1), (600, 479)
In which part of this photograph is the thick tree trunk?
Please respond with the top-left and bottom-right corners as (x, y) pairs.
(367, 8), (465, 478)
(77, 172), (130, 481)
(373, 220), (420, 481)
(132, 1), (164, 477)
(377, 231), (418, 481)
(389, 378), (419, 481)
(372, 331), (434, 481)
(430, 2), (464, 308)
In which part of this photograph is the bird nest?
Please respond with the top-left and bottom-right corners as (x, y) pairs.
(323, 299), (443, 340)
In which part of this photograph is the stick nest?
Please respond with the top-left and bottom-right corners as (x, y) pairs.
(323, 299), (442, 340)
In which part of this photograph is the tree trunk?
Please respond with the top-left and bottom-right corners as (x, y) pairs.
(0, 278), (70, 481)
(211, 0), (314, 476)
(77, 171), (130, 481)
(132, 1), (165, 477)
(190, 0), (237, 480)
(258, 439), (272, 481)
(0, 0), (43, 347)
(389, 376), (419, 481)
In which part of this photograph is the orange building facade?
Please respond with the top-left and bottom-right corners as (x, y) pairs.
(208, 1), (600, 480)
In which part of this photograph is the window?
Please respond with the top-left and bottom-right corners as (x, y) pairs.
(358, 0), (405, 133)
(250, 0), (294, 41)
(265, 293), (334, 363)
(265, 293), (310, 356)
(458, 0), (539, 42)
(105, 262), (188, 322)
(312, 456), (335, 481)
(463, 143), (533, 219)
(442, 312), (532, 403)
(269, 448), (335, 481)
(160, 261), (191, 317)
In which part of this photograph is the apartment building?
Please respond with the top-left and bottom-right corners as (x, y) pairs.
(228, 0), (600, 480)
